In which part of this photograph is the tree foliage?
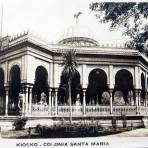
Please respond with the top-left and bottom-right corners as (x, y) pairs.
(62, 49), (77, 80)
(90, 2), (148, 52)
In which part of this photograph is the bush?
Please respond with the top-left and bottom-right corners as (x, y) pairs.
(35, 124), (53, 137)
(13, 117), (28, 130)
(35, 124), (41, 133)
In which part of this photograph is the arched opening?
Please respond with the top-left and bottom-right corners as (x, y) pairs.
(32, 66), (49, 104)
(141, 73), (145, 105)
(86, 69), (108, 105)
(9, 65), (21, 115)
(58, 70), (83, 105)
(114, 69), (134, 105)
(0, 68), (5, 115)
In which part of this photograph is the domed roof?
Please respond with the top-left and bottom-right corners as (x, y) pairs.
(58, 24), (98, 47)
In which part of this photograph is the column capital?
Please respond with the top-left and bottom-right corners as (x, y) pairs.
(4, 83), (9, 89)
(135, 89), (141, 94)
(48, 87), (53, 92)
(109, 88), (114, 93)
(21, 83), (34, 88)
(83, 88), (86, 92)
(53, 88), (58, 92)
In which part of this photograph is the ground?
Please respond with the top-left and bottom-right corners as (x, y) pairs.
(1, 127), (148, 138)
(106, 128), (148, 137)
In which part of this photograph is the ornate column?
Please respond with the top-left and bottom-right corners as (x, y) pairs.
(51, 88), (54, 115)
(48, 88), (52, 115)
(4, 85), (9, 116)
(25, 87), (29, 115)
(109, 65), (114, 115)
(28, 85), (33, 115)
(145, 92), (148, 108)
(22, 84), (32, 116)
(20, 86), (26, 116)
(22, 93), (25, 116)
(54, 88), (58, 116)
(109, 89), (113, 114)
(138, 90), (141, 106)
(135, 89), (140, 114)
(82, 64), (87, 88)
(83, 89), (86, 115)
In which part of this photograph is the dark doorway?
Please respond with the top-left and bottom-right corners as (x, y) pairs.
(114, 69), (134, 105)
(86, 69), (108, 105)
(32, 66), (49, 103)
(58, 71), (83, 105)
(9, 65), (21, 115)
(0, 68), (5, 115)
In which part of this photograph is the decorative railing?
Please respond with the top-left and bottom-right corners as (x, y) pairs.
(58, 105), (83, 116)
(32, 104), (49, 115)
(113, 106), (137, 115)
(31, 104), (148, 116)
(138, 106), (147, 115)
(86, 106), (110, 116)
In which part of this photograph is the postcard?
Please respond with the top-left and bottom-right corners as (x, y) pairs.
(0, 0), (148, 147)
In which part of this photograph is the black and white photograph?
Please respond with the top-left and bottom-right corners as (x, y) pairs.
(0, 0), (148, 147)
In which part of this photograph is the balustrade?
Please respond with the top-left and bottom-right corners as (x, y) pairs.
(32, 104), (49, 116)
(58, 105), (83, 116)
(113, 106), (137, 115)
(86, 106), (110, 116)
(31, 104), (148, 116)
(138, 106), (147, 115)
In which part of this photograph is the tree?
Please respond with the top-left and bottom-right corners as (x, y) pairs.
(62, 49), (77, 123)
(90, 2), (148, 52)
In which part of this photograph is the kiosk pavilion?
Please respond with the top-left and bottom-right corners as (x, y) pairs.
(0, 24), (148, 129)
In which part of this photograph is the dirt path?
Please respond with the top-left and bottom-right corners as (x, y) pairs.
(105, 128), (148, 137)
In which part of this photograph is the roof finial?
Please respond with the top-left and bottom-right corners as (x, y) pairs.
(74, 12), (82, 24)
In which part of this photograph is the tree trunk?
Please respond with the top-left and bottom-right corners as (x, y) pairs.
(68, 78), (72, 124)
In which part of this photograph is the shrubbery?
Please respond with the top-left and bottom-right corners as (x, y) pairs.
(13, 117), (28, 130)
(35, 121), (105, 138)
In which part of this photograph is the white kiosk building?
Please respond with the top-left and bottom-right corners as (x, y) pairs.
(0, 24), (148, 128)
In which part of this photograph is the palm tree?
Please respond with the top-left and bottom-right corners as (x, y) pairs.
(62, 49), (77, 123)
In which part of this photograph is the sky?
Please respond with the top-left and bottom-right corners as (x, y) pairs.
(0, 0), (130, 44)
